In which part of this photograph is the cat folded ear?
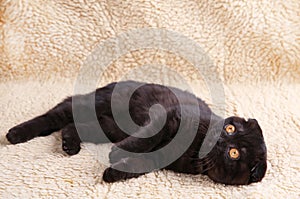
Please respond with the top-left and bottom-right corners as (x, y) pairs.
(249, 160), (267, 184)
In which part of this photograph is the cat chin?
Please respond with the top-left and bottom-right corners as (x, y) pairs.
(249, 160), (267, 184)
(206, 167), (251, 185)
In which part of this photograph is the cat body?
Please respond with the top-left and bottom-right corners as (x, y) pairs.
(6, 81), (267, 185)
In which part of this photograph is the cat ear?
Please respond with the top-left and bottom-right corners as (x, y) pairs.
(249, 160), (267, 184)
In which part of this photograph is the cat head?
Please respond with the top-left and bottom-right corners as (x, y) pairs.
(205, 116), (267, 185)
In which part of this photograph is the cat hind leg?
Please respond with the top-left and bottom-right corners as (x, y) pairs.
(61, 123), (81, 155)
(6, 98), (73, 144)
(62, 120), (114, 155)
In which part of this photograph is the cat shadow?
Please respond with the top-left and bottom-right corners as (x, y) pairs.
(0, 132), (10, 146)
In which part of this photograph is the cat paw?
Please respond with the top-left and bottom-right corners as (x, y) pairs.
(103, 159), (144, 183)
(61, 124), (81, 155)
(102, 167), (126, 183)
(6, 127), (31, 144)
(62, 136), (81, 155)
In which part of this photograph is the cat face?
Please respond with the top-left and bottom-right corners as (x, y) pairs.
(206, 117), (267, 185)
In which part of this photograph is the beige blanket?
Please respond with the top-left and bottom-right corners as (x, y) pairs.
(1, 0), (299, 198)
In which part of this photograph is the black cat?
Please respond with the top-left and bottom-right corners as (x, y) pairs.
(6, 81), (267, 185)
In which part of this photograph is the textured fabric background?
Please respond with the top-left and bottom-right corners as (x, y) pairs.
(0, 0), (299, 198)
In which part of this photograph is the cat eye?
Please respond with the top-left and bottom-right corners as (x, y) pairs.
(229, 148), (240, 160)
(225, 124), (235, 134)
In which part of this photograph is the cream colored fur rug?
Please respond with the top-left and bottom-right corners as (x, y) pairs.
(0, 0), (299, 198)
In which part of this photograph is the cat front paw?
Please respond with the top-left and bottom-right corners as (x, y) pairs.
(102, 167), (126, 183)
(6, 127), (32, 144)
(103, 159), (145, 183)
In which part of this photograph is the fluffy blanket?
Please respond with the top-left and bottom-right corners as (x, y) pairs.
(0, 0), (299, 198)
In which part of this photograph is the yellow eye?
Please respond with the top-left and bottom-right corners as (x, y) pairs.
(225, 124), (235, 134)
(229, 148), (240, 159)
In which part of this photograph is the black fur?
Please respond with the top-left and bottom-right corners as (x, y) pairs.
(6, 81), (267, 185)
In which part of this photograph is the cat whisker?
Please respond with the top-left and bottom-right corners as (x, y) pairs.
(201, 163), (216, 173)
(196, 157), (215, 168)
